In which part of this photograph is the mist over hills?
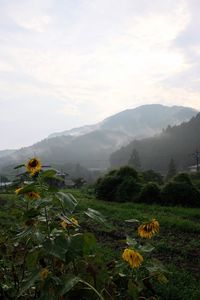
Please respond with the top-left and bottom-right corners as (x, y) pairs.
(0, 104), (198, 174)
(49, 104), (197, 140)
(110, 113), (200, 173)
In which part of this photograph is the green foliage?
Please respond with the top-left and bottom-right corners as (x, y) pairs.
(139, 182), (161, 204)
(110, 113), (200, 172)
(173, 172), (192, 184)
(142, 169), (163, 185)
(0, 160), (167, 300)
(73, 177), (85, 188)
(95, 166), (141, 202)
(128, 149), (141, 170)
(115, 176), (141, 202)
(162, 178), (200, 207)
(166, 158), (177, 181)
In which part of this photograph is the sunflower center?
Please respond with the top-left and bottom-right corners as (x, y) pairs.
(29, 159), (38, 167)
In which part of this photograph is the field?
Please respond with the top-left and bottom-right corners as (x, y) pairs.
(1, 188), (200, 299)
(71, 189), (200, 300)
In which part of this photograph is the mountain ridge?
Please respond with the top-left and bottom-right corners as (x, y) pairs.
(0, 104), (198, 173)
(110, 113), (200, 173)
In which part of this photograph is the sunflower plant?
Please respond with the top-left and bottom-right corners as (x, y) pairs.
(117, 218), (168, 299)
(0, 158), (168, 300)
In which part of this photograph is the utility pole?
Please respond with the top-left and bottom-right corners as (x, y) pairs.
(191, 149), (200, 172)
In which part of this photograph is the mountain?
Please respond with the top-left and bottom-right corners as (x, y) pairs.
(48, 124), (99, 138)
(49, 104), (198, 140)
(0, 149), (16, 158)
(0, 104), (198, 174)
(110, 113), (200, 173)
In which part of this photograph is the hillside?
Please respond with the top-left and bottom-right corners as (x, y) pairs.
(49, 104), (197, 139)
(0, 104), (198, 173)
(110, 113), (200, 173)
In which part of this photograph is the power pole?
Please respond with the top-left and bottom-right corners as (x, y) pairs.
(191, 149), (200, 172)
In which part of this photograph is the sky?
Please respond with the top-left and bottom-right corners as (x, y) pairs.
(1, 0), (200, 150)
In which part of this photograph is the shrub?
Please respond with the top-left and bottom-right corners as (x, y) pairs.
(95, 166), (141, 202)
(95, 175), (122, 201)
(173, 173), (192, 184)
(142, 170), (163, 185)
(161, 180), (200, 207)
(139, 182), (161, 204)
(115, 176), (141, 202)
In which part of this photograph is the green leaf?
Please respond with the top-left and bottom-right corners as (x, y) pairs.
(66, 233), (84, 262)
(126, 236), (138, 248)
(35, 199), (52, 209)
(41, 170), (57, 178)
(23, 208), (39, 220)
(146, 259), (169, 274)
(83, 232), (97, 255)
(26, 249), (40, 270)
(60, 276), (80, 295)
(125, 219), (140, 223)
(56, 192), (77, 213)
(139, 244), (155, 253)
(79, 279), (104, 300)
(15, 227), (33, 240)
(128, 279), (140, 299)
(18, 270), (39, 297)
(14, 164), (25, 170)
(43, 235), (69, 261)
(17, 184), (37, 194)
(84, 208), (106, 223)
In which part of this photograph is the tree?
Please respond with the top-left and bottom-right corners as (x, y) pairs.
(73, 177), (85, 189)
(166, 158), (176, 181)
(128, 149), (141, 171)
(95, 166), (142, 202)
(142, 170), (163, 185)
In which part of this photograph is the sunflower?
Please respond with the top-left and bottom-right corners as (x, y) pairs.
(26, 158), (41, 175)
(39, 268), (49, 280)
(60, 217), (78, 229)
(122, 248), (143, 268)
(15, 187), (23, 195)
(26, 191), (40, 200)
(138, 219), (159, 239)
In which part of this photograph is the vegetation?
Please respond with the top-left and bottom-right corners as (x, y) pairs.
(128, 149), (141, 171)
(110, 113), (200, 172)
(65, 189), (200, 300)
(95, 166), (200, 207)
(95, 166), (141, 202)
(0, 159), (168, 300)
(166, 158), (177, 181)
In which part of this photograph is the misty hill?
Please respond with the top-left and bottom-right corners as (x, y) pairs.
(0, 104), (198, 173)
(0, 130), (130, 173)
(0, 149), (15, 158)
(49, 104), (197, 140)
(110, 113), (200, 173)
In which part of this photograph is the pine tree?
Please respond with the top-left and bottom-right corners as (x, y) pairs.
(128, 149), (141, 171)
(166, 158), (176, 181)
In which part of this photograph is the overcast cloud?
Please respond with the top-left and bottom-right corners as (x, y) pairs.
(1, 0), (200, 149)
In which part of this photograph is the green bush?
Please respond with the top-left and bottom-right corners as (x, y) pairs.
(173, 173), (192, 184)
(115, 176), (141, 202)
(95, 166), (141, 202)
(142, 170), (163, 185)
(139, 182), (161, 204)
(95, 175), (121, 201)
(161, 180), (200, 207)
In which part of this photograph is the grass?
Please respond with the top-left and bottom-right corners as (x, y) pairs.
(65, 188), (200, 300)
(1, 189), (200, 299)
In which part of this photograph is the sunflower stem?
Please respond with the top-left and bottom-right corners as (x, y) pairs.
(44, 206), (51, 240)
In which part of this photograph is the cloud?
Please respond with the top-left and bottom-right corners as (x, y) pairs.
(0, 0), (200, 149)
